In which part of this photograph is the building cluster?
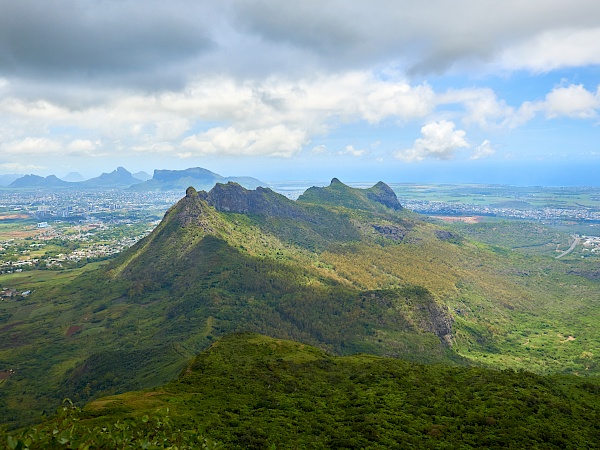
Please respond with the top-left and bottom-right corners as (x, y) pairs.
(582, 236), (600, 254)
(0, 189), (181, 220)
(402, 200), (600, 222)
(0, 188), (171, 274)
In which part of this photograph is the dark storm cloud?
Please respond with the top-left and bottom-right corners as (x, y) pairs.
(3, 0), (600, 91)
(230, 0), (600, 74)
(0, 0), (214, 86)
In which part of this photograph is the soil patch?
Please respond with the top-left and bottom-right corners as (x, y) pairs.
(433, 216), (481, 224)
(0, 321), (23, 333)
(66, 325), (83, 337)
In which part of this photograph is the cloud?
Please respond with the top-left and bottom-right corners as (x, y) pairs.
(1, 137), (62, 156)
(395, 120), (468, 162)
(0, 0), (214, 88)
(499, 28), (600, 72)
(339, 145), (367, 157)
(470, 140), (495, 160)
(541, 83), (600, 118)
(181, 125), (309, 157)
(230, 0), (600, 76)
(310, 145), (327, 154)
(0, 71), (437, 159)
(67, 139), (101, 155)
(2, 0), (600, 94)
(0, 162), (45, 172)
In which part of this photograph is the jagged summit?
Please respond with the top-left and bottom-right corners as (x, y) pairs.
(9, 174), (71, 188)
(297, 178), (402, 212)
(197, 182), (306, 218)
(185, 186), (197, 198)
(131, 167), (266, 191)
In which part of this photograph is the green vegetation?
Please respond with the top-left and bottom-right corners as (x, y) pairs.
(76, 334), (600, 449)
(391, 183), (600, 209)
(0, 400), (221, 449)
(443, 219), (569, 257)
(2, 179), (600, 436)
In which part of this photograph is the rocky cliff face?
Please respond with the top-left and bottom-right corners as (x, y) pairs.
(199, 182), (307, 219)
(418, 301), (454, 345)
(155, 167), (221, 183)
(366, 181), (403, 211)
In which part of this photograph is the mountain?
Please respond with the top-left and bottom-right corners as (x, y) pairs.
(73, 333), (600, 449)
(7, 167), (142, 189)
(4, 166), (263, 191)
(61, 172), (84, 182)
(0, 174), (22, 186)
(78, 166), (143, 188)
(132, 170), (152, 181)
(1, 178), (600, 427)
(130, 167), (266, 191)
(8, 174), (72, 188)
(298, 177), (403, 211)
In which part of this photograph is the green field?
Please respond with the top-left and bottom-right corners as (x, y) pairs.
(390, 183), (600, 209)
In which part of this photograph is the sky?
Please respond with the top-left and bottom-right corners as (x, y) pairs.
(1, 0), (600, 185)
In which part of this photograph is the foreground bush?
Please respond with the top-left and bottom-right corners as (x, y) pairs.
(1, 400), (220, 450)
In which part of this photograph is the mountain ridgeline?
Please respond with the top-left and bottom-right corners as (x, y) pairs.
(112, 179), (452, 349)
(2, 178), (600, 428)
(6, 166), (265, 190)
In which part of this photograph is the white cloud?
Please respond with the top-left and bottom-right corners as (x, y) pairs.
(1, 137), (62, 156)
(132, 142), (177, 154)
(395, 120), (468, 162)
(181, 125), (309, 157)
(499, 28), (600, 73)
(470, 140), (495, 160)
(339, 145), (366, 157)
(0, 162), (45, 172)
(310, 144), (327, 154)
(0, 71), (598, 169)
(67, 139), (101, 155)
(0, 72), (437, 160)
(439, 88), (510, 129)
(541, 84), (600, 118)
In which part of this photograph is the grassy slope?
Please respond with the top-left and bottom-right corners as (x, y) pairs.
(1, 182), (600, 428)
(83, 333), (600, 449)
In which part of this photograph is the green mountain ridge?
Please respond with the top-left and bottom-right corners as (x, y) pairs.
(1, 178), (600, 429)
(76, 333), (600, 448)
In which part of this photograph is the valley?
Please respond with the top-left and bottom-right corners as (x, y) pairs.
(0, 179), (600, 446)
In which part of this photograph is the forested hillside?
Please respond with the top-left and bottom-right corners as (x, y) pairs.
(1, 180), (599, 429)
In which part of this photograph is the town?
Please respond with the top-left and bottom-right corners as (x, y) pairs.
(1, 183), (600, 279)
(401, 199), (600, 222)
(0, 188), (181, 275)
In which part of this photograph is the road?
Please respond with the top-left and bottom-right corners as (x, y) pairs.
(556, 235), (580, 259)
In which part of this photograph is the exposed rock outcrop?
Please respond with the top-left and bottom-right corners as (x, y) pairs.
(372, 224), (408, 241)
(199, 182), (307, 219)
(298, 178), (402, 211)
(366, 181), (403, 211)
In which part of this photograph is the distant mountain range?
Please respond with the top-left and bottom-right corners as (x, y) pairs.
(130, 167), (265, 191)
(8, 167), (142, 189)
(6, 167), (265, 190)
(62, 172), (85, 182)
(0, 173), (23, 186)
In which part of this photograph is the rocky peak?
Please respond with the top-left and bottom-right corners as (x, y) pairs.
(185, 186), (198, 198)
(201, 182), (306, 219)
(298, 179), (403, 212)
(366, 181), (403, 210)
